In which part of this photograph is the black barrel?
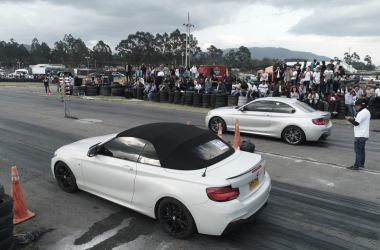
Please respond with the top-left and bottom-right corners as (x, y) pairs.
(169, 91), (175, 103)
(174, 91), (183, 104)
(202, 94), (211, 108)
(160, 91), (169, 103)
(85, 86), (99, 96)
(137, 87), (144, 100)
(185, 91), (194, 106)
(193, 93), (202, 107)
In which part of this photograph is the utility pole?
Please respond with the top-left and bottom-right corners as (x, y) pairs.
(181, 52), (184, 66)
(183, 13), (194, 68)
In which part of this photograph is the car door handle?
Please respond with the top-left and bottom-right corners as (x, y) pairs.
(124, 165), (133, 171)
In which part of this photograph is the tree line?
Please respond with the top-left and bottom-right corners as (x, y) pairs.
(0, 30), (375, 72)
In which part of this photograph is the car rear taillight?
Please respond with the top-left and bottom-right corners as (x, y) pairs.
(206, 186), (239, 202)
(312, 118), (325, 125)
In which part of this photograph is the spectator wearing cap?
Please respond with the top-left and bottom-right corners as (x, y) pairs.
(345, 99), (371, 170)
(327, 91), (341, 114)
(345, 89), (356, 117)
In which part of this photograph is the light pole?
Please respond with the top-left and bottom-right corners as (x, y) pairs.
(181, 52), (184, 66)
(183, 13), (194, 68)
(85, 57), (90, 69)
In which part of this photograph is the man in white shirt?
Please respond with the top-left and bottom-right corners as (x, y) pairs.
(345, 89), (355, 117)
(345, 99), (371, 170)
(248, 82), (258, 98)
(258, 82), (268, 98)
(312, 66), (321, 92)
(191, 65), (197, 80)
(260, 69), (268, 83)
(324, 66), (334, 93)
(231, 81), (241, 96)
(334, 60), (341, 73)
(375, 84), (380, 97)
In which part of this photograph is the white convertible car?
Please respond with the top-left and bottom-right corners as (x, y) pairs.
(51, 123), (271, 238)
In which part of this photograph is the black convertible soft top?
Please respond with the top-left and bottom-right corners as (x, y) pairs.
(116, 123), (234, 170)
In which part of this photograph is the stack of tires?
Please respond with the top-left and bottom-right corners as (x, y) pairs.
(72, 86), (85, 96)
(228, 95), (238, 106)
(210, 94), (216, 109)
(124, 90), (132, 99)
(174, 92), (182, 104)
(169, 92), (175, 104)
(111, 83), (123, 96)
(369, 99), (380, 119)
(337, 97), (346, 119)
(238, 96), (248, 106)
(131, 89), (137, 98)
(153, 93), (160, 102)
(143, 92), (148, 101)
(193, 93), (202, 107)
(160, 91), (169, 103)
(137, 87), (144, 100)
(202, 94), (211, 108)
(316, 101), (325, 111)
(186, 91), (194, 106)
(85, 86), (99, 96)
(0, 183), (14, 250)
(181, 94), (186, 105)
(99, 86), (111, 96)
(215, 94), (228, 108)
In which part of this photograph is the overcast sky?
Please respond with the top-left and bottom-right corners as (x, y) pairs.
(1, 0), (379, 64)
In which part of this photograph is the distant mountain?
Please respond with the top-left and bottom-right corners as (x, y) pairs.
(21, 44), (31, 51)
(223, 47), (331, 61)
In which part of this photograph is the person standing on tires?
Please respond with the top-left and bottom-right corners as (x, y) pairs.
(345, 99), (371, 170)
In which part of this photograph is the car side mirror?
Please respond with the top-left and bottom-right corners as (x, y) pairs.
(87, 145), (98, 157)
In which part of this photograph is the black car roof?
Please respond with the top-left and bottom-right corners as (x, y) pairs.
(116, 123), (234, 170)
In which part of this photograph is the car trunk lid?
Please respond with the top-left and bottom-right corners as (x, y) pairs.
(207, 152), (266, 201)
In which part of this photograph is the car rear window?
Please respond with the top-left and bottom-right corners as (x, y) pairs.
(193, 139), (230, 160)
(292, 101), (316, 113)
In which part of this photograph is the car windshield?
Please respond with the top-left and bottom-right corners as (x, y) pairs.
(292, 101), (316, 113)
(193, 139), (230, 161)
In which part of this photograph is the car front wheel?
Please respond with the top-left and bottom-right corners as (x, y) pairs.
(55, 162), (78, 193)
(158, 198), (196, 239)
(209, 117), (227, 133)
(282, 126), (305, 145)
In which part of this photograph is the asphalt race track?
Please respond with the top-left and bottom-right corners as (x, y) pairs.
(0, 91), (379, 250)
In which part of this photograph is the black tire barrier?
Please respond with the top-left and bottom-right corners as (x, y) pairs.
(85, 86), (99, 96)
(131, 89), (137, 98)
(169, 92), (175, 103)
(181, 94), (186, 105)
(316, 101), (325, 111)
(228, 95), (238, 106)
(186, 91), (194, 106)
(0, 194), (14, 250)
(193, 93), (202, 107)
(137, 87), (144, 100)
(99, 86), (111, 96)
(124, 91), (132, 99)
(371, 111), (380, 119)
(202, 94), (211, 108)
(112, 82), (120, 85)
(216, 93), (228, 108)
(210, 94), (216, 109)
(111, 85), (124, 96)
(174, 92), (183, 104)
(0, 184), (4, 199)
(153, 93), (160, 102)
(143, 92), (148, 101)
(73, 86), (86, 96)
(160, 91), (169, 103)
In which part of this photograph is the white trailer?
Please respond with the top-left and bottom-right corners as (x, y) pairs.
(32, 67), (46, 75)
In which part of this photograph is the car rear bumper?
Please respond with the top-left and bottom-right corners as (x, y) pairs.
(305, 122), (332, 141)
(189, 173), (271, 236)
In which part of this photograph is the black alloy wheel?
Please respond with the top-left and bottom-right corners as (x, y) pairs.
(209, 117), (227, 133)
(55, 162), (77, 193)
(158, 198), (195, 239)
(283, 126), (305, 145)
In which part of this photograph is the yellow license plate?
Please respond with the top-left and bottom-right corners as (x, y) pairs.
(327, 119), (329, 124)
(249, 177), (259, 191)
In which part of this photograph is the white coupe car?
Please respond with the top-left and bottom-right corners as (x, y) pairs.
(51, 123), (271, 238)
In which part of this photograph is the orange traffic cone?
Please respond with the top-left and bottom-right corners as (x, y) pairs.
(46, 86), (51, 95)
(218, 123), (223, 138)
(233, 119), (241, 150)
(11, 166), (35, 224)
